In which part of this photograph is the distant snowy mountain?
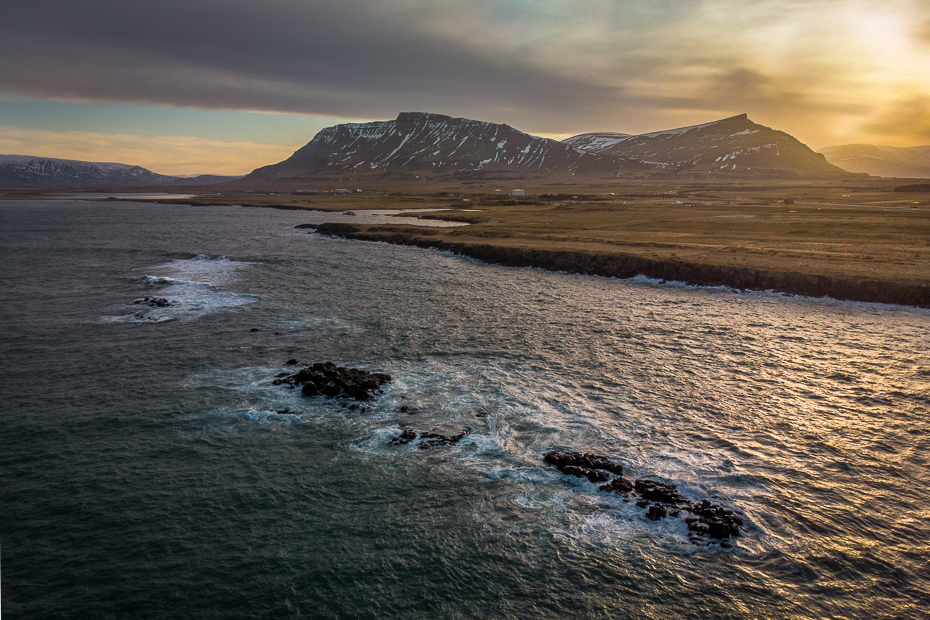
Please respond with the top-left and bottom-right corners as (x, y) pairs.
(0, 155), (242, 189)
(817, 144), (930, 178)
(245, 112), (651, 182)
(564, 114), (847, 177)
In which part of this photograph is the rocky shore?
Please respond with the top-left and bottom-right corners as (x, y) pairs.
(309, 223), (930, 308)
(543, 450), (744, 543)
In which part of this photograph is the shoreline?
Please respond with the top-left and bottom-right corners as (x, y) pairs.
(311, 223), (930, 308)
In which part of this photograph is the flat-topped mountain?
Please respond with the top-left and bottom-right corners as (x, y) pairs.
(242, 111), (853, 185)
(0, 155), (241, 189)
(564, 114), (847, 177)
(817, 144), (930, 178)
(244, 112), (651, 183)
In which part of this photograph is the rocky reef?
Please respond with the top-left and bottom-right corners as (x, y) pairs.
(543, 450), (744, 543)
(132, 296), (178, 307)
(273, 361), (391, 401)
(389, 427), (470, 449)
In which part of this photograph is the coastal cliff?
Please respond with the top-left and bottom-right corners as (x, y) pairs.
(310, 223), (930, 308)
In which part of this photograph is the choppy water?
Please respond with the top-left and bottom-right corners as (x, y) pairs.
(1, 200), (928, 619)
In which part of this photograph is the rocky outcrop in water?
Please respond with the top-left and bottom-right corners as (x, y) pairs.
(543, 451), (744, 542)
(273, 361), (391, 401)
(132, 296), (178, 307)
(543, 450), (625, 483)
(388, 427), (470, 449)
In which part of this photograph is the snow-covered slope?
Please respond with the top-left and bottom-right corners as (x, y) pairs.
(562, 132), (632, 153)
(564, 114), (848, 177)
(245, 112), (651, 182)
(0, 155), (241, 188)
(818, 144), (930, 178)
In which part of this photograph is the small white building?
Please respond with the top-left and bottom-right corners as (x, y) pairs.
(494, 189), (502, 196)
(512, 189), (525, 197)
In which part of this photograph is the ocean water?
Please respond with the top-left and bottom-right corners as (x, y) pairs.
(1, 200), (928, 619)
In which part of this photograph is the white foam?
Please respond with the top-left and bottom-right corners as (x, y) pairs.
(104, 255), (259, 324)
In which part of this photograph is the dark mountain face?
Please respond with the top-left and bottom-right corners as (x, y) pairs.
(0, 155), (242, 189)
(245, 112), (651, 182)
(565, 114), (848, 177)
(818, 144), (930, 178)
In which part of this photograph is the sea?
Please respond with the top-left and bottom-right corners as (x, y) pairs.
(1, 199), (928, 619)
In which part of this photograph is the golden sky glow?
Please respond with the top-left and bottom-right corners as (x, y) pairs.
(1, 0), (928, 174)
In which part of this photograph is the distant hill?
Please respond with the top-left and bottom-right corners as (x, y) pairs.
(244, 112), (651, 183)
(565, 114), (847, 177)
(817, 144), (930, 179)
(0, 155), (242, 189)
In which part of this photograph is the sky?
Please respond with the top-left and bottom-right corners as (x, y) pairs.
(2, 0), (929, 175)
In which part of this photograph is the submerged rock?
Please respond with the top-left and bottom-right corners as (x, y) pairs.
(417, 429), (469, 449)
(389, 429), (418, 446)
(273, 361), (391, 401)
(388, 427), (470, 449)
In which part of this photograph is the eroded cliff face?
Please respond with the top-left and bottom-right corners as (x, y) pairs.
(311, 223), (930, 308)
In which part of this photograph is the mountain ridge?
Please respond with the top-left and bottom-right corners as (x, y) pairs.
(0, 155), (243, 189)
(817, 144), (930, 178)
(245, 111), (851, 184)
(245, 111), (651, 183)
(564, 114), (845, 177)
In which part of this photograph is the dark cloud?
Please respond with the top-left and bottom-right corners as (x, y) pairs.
(2, 0), (927, 146)
(0, 0), (629, 128)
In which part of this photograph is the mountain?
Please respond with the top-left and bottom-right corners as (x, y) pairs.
(564, 114), (847, 177)
(817, 144), (930, 178)
(244, 112), (651, 183)
(0, 155), (242, 189)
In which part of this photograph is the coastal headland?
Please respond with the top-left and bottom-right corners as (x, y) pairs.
(156, 177), (930, 307)
(8, 176), (929, 306)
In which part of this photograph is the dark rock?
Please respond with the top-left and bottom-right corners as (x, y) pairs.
(560, 465), (610, 482)
(634, 479), (689, 505)
(389, 429), (418, 446)
(277, 361), (392, 401)
(599, 477), (634, 495)
(285, 359), (300, 365)
(543, 451), (624, 483)
(399, 405), (421, 414)
(686, 499), (743, 539)
(132, 296), (178, 307)
(250, 327), (262, 332)
(417, 428), (470, 449)
(646, 503), (668, 521)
